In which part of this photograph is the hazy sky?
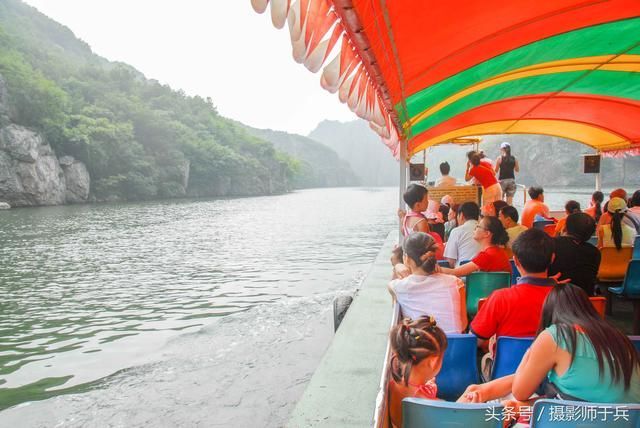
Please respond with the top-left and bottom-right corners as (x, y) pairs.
(21, 0), (355, 135)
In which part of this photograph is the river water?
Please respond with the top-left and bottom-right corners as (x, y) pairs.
(0, 187), (397, 427)
(0, 185), (631, 427)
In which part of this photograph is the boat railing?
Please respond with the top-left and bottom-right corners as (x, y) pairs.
(516, 183), (527, 206)
(373, 302), (401, 428)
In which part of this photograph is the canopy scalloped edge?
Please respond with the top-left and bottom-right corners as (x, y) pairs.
(251, 0), (401, 158)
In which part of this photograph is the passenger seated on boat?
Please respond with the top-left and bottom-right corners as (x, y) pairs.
(399, 184), (445, 259)
(548, 213), (601, 296)
(440, 194), (454, 209)
(522, 283), (640, 402)
(443, 202), (458, 242)
(584, 190), (604, 223)
(469, 229), (556, 377)
(388, 233), (467, 333)
(553, 200), (581, 237)
(400, 184), (430, 235)
(628, 190), (640, 228)
(480, 200), (508, 218)
(443, 202), (480, 266)
(435, 161), (457, 187)
(521, 186), (550, 228)
(597, 197), (636, 249)
(424, 199), (446, 241)
(598, 189), (640, 232)
(387, 317), (447, 428)
(438, 216), (511, 278)
(461, 284), (640, 411)
(498, 205), (527, 249)
(438, 202), (450, 235)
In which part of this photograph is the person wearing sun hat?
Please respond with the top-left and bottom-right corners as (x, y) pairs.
(494, 141), (519, 205)
(597, 197), (637, 249)
(598, 188), (640, 233)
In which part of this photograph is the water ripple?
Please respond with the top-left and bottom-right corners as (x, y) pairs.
(0, 187), (396, 409)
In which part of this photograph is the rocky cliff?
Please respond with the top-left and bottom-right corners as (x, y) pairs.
(0, 76), (90, 207)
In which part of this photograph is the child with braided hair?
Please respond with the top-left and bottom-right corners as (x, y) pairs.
(387, 316), (448, 428)
(388, 232), (467, 333)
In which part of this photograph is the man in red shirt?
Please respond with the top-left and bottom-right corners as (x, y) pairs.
(470, 228), (557, 378)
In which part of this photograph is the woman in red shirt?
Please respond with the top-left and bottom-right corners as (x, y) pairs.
(465, 153), (502, 205)
(438, 216), (512, 277)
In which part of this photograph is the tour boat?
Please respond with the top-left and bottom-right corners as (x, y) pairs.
(252, 1), (640, 426)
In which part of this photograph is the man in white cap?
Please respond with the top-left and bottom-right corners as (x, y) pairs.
(494, 142), (519, 205)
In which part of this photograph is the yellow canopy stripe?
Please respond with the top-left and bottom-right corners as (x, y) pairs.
(409, 119), (630, 156)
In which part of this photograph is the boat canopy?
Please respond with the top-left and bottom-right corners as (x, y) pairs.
(252, 0), (640, 158)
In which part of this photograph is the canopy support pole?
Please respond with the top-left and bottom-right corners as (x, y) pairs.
(399, 140), (408, 243)
(423, 150), (427, 182)
(595, 150), (602, 191)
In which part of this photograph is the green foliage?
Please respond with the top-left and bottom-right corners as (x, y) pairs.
(0, 0), (299, 201)
(0, 48), (69, 143)
(245, 126), (359, 188)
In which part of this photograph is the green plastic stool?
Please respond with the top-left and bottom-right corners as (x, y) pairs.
(466, 271), (511, 318)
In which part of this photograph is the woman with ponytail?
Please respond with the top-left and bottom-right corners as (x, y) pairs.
(388, 232), (467, 333)
(584, 190), (604, 223)
(597, 197), (635, 250)
(388, 316), (448, 428)
(438, 216), (512, 277)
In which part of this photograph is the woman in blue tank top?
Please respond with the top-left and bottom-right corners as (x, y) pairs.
(512, 283), (640, 403)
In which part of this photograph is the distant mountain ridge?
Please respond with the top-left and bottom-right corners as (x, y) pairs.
(242, 125), (359, 188)
(309, 120), (399, 186)
(309, 119), (640, 188)
(426, 135), (640, 188)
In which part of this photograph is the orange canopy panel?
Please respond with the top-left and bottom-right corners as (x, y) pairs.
(252, 0), (640, 157)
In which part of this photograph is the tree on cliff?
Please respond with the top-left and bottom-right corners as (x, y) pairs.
(0, 0), (307, 201)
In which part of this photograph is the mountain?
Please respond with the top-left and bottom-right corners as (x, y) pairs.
(0, 0), (304, 205)
(424, 135), (640, 188)
(309, 119), (640, 189)
(478, 135), (640, 187)
(309, 120), (399, 186)
(243, 125), (359, 188)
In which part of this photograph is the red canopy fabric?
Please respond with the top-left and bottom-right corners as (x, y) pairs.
(253, 0), (640, 157)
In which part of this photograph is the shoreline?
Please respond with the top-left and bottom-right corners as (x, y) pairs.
(0, 185), (400, 210)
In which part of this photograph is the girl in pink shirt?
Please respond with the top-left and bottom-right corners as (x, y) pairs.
(387, 317), (448, 428)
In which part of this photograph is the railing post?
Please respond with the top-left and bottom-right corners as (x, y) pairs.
(399, 140), (408, 244)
